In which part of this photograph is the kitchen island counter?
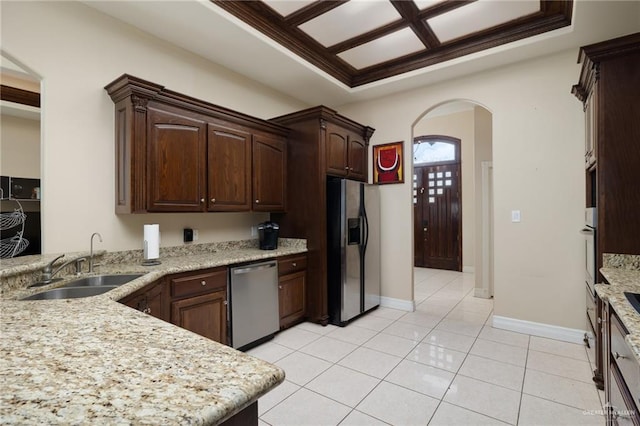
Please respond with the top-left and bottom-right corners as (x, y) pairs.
(597, 265), (640, 363)
(0, 239), (306, 424)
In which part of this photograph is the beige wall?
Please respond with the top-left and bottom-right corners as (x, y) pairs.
(473, 107), (493, 295)
(340, 51), (585, 330)
(414, 108), (476, 271)
(1, 1), (307, 253)
(0, 114), (41, 179)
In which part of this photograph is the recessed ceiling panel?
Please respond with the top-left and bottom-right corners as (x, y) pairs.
(299, 1), (401, 47)
(428, 0), (541, 43)
(338, 27), (425, 70)
(414, 0), (446, 10)
(211, 0), (573, 87)
(263, 0), (315, 17)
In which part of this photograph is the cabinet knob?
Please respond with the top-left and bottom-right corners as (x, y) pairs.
(350, 167), (354, 171)
(614, 351), (626, 360)
(223, 300), (228, 305)
(200, 198), (205, 203)
(201, 280), (206, 286)
(279, 285), (282, 289)
(255, 199), (260, 204)
(344, 166), (349, 170)
(211, 198), (216, 203)
(292, 262), (297, 267)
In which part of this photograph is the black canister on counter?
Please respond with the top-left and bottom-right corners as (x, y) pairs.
(258, 221), (279, 250)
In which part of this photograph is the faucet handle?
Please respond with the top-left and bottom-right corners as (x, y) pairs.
(44, 254), (65, 272)
(75, 258), (86, 275)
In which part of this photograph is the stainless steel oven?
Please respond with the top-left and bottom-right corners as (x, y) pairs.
(582, 207), (597, 296)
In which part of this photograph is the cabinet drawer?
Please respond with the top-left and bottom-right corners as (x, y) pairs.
(278, 255), (307, 276)
(170, 268), (227, 299)
(611, 313), (640, 411)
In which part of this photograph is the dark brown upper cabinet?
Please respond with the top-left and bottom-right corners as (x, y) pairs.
(147, 107), (207, 212)
(253, 134), (286, 212)
(325, 123), (368, 182)
(207, 122), (252, 212)
(105, 74), (289, 214)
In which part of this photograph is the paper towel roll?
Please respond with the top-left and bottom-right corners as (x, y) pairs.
(144, 224), (160, 260)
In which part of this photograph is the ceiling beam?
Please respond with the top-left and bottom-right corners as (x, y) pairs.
(390, 0), (439, 49)
(284, 1), (346, 27)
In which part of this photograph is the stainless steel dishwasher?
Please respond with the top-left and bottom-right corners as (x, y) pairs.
(229, 260), (279, 350)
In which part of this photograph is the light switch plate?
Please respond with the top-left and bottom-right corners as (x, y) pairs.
(511, 210), (521, 223)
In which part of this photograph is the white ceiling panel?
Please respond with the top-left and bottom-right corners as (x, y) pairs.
(263, 0), (315, 17)
(428, 0), (541, 43)
(338, 27), (425, 70)
(414, 0), (445, 10)
(299, 1), (401, 47)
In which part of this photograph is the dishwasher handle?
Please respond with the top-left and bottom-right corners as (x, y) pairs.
(232, 262), (276, 275)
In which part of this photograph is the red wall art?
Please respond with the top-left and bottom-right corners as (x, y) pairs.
(373, 141), (404, 184)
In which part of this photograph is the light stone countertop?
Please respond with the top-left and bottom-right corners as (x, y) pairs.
(596, 267), (640, 363)
(0, 239), (307, 424)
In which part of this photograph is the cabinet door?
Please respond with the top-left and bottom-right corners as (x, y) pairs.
(120, 281), (168, 321)
(171, 290), (227, 344)
(279, 271), (306, 329)
(208, 123), (251, 211)
(347, 133), (367, 181)
(252, 134), (286, 212)
(325, 124), (348, 177)
(147, 107), (206, 212)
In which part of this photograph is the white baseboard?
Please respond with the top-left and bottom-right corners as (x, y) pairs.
(474, 287), (492, 299)
(463, 266), (475, 273)
(492, 315), (587, 344)
(380, 296), (415, 312)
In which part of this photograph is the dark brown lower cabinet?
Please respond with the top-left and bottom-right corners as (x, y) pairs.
(171, 290), (227, 344)
(169, 267), (228, 345)
(119, 280), (169, 321)
(278, 254), (307, 329)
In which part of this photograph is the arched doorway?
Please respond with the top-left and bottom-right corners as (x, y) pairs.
(413, 135), (462, 271)
(411, 100), (494, 301)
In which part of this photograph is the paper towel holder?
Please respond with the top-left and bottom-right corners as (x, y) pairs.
(142, 224), (161, 266)
(142, 240), (161, 266)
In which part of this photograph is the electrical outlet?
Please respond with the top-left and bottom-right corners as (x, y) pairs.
(193, 230), (199, 241)
(251, 226), (257, 237)
(511, 210), (521, 223)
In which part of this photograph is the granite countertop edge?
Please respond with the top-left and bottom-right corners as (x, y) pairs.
(596, 268), (640, 364)
(1, 243), (307, 425)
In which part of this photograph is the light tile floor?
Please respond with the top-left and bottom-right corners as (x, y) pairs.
(249, 268), (605, 425)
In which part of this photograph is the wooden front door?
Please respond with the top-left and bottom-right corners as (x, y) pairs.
(413, 137), (462, 271)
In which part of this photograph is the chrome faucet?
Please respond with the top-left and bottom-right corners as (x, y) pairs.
(35, 254), (86, 286)
(89, 232), (103, 273)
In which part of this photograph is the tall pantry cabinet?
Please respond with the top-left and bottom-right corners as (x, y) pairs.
(572, 33), (640, 390)
(271, 106), (374, 324)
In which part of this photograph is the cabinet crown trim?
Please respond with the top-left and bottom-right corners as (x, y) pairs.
(271, 105), (375, 141)
(105, 74), (290, 136)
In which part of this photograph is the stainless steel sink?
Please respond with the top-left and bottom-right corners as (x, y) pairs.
(60, 274), (143, 288)
(20, 274), (144, 301)
(21, 286), (119, 300)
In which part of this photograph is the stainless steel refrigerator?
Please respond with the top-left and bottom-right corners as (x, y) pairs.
(327, 177), (381, 326)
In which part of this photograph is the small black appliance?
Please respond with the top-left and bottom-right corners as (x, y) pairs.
(258, 221), (279, 250)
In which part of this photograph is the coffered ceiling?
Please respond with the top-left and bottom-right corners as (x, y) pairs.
(83, 1), (639, 106)
(213, 0), (573, 87)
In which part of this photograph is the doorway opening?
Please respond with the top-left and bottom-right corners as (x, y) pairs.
(411, 100), (493, 302)
(413, 135), (462, 271)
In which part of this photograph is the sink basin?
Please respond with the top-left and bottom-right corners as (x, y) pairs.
(624, 292), (640, 315)
(60, 274), (144, 288)
(21, 286), (118, 300)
